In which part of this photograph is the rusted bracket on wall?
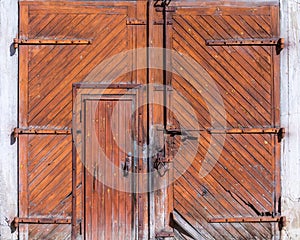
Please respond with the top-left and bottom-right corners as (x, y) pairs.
(209, 127), (285, 142)
(13, 38), (92, 49)
(13, 127), (72, 138)
(206, 38), (284, 54)
(208, 216), (286, 230)
(12, 217), (71, 228)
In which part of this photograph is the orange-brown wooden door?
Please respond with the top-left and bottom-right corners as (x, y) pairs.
(168, 2), (282, 239)
(17, 1), (147, 239)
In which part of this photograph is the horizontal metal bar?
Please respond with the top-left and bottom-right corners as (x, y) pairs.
(160, 127), (283, 134)
(155, 231), (175, 237)
(209, 128), (283, 134)
(14, 38), (92, 48)
(73, 83), (141, 89)
(155, 6), (176, 12)
(13, 217), (71, 228)
(14, 128), (71, 137)
(126, 18), (146, 25)
(206, 38), (283, 46)
(153, 20), (173, 25)
(208, 216), (284, 223)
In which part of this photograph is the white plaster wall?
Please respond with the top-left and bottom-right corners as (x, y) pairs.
(0, 0), (18, 239)
(280, 0), (300, 239)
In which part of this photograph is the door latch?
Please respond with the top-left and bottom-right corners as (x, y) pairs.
(121, 152), (132, 177)
(153, 149), (172, 177)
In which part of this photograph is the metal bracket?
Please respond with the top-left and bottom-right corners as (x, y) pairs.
(209, 127), (285, 142)
(154, 20), (173, 25)
(208, 216), (286, 230)
(13, 128), (71, 138)
(206, 38), (284, 54)
(12, 217), (71, 228)
(13, 38), (92, 49)
(153, 150), (172, 177)
(126, 18), (146, 25)
(155, 231), (175, 238)
(121, 152), (133, 177)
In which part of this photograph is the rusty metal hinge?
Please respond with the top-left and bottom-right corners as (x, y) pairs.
(13, 38), (92, 49)
(208, 216), (286, 230)
(155, 231), (175, 238)
(12, 217), (71, 228)
(209, 127), (285, 142)
(126, 18), (146, 25)
(13, 128), (72, 138)
(206, 38), (284, 54)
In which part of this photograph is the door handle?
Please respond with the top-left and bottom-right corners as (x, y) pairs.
(121, 152), (132, 177)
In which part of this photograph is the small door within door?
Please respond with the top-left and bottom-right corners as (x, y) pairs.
(82, 94), (138, 240)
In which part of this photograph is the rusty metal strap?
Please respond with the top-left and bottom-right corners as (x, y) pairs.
(206, 38), (284, 54)
(14, 128), (72, 137)
(208, 216), (284, 223)
(209, 127), (285, 142)
(13, 38), (92, 48)
(208, 127), (284, 135)
(13, 217), (71, 228)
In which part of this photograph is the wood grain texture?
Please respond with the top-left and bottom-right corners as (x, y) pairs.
(172, 4), (281, 240)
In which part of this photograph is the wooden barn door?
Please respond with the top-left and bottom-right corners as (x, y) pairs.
(16, 1), (147, 239)
(16, 1), (282, 240)
(168, 2), (284, 240)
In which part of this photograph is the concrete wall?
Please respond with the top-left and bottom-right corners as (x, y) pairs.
(0, 0), (299, 239)
(280, 0), (300, 239)
(0, 0), (18, 239)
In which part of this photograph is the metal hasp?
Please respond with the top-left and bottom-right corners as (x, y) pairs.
(121, 152), (133, 176)
(206, 38), (284, 54)
(153, 149), (172, 177)
(13, 38), (92, 49)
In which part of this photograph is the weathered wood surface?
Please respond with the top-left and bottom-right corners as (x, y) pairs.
(171, 2), (281, 239)
(18, 1), (145, 239)
(17, 1), (282, 239)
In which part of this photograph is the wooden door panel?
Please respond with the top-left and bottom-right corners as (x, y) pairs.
(84, 98), (136, 240)
(18, 135), (72, 239)
(20, 2), (132, 129)
(18, 1), (144, 239)
(171, 3), (280, 240)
